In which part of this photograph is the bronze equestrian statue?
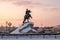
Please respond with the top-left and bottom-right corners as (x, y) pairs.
(23, 9), (32, 23)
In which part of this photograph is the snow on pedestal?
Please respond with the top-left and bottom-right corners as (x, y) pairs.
(10, 22), (37, 34)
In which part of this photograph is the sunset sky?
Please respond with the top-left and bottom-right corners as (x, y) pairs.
(0, 0), (60, 27)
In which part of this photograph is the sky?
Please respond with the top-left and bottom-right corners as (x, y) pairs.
(0, 0), (60, 27)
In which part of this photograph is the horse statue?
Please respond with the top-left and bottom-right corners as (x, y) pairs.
(23, 9), (32, 23)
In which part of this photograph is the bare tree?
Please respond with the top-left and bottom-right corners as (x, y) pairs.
(8, 22), (12, 27)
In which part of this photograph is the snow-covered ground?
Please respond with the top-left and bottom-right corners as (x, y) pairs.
(0, 38), (60, 40)
(0, 35), (60, 40)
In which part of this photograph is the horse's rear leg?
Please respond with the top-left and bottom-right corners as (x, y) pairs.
(23, 19), (26, 23)
(27, 19), (29, 22)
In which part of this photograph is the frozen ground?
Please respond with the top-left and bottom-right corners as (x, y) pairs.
(0, 35), (60, 40)
(0, 38), (60, 40)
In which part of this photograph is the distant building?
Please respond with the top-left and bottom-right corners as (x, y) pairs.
(0, 25), (17, 34)
(38, 27), (53, 33)
(52, 25), (60, 33)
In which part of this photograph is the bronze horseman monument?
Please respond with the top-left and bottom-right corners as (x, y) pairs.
(10, 9), (37, 34)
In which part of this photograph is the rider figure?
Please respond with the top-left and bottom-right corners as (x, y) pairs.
(23, 9), (32, 23)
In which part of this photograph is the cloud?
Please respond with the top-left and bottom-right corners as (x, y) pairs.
(12, 0), (41, 6)
(1, 0), (59, 10)
(47, 7), (60, 12)
(0, 0), (46, 8)
(2, 0), (41, 6)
